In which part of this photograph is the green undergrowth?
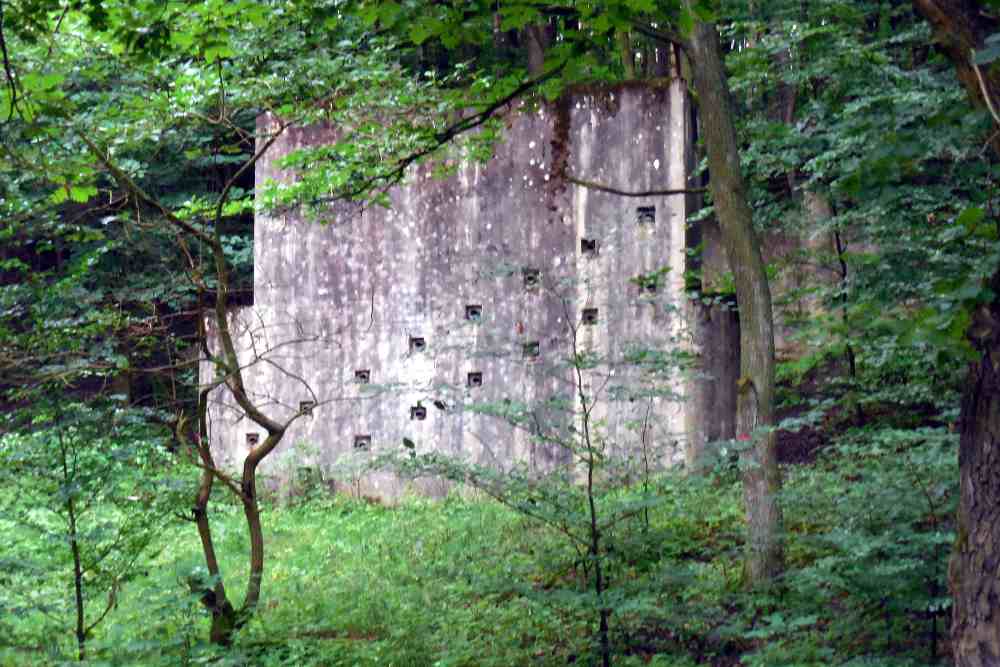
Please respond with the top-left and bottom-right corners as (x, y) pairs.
(0, 427), (955, 666)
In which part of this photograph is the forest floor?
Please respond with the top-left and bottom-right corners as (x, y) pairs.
(1, 429), (955, 666)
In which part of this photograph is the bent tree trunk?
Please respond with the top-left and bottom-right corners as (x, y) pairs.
(683, 17), (782, 584)
(80, 124), (292, 647)
(910, 2), (1000, 663)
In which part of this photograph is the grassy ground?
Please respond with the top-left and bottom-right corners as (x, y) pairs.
(1, 430), (956, 666)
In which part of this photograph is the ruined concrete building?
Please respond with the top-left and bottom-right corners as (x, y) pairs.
(205, 81), (739, 497)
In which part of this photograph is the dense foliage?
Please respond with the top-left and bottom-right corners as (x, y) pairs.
(0, 448), (955, 665)
(1, 0), (996, 664)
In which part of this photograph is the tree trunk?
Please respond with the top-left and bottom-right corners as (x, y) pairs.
(78, 109), (293, 649)
(909, 3), (1000, 663)
(240, 463), (266, 615)
(525, 24), (548, 77)
(617, 30), (636, 79)
(683, 16), (782, 583)
(951, 277), (1000, 665)
(68, 490), (86, 661)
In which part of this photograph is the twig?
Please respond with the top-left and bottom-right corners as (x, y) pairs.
(76, 131), (216, 245)
(971, 53), (1000, 127)
(46, 5), (71, 59)
(0, 0), (19, 121)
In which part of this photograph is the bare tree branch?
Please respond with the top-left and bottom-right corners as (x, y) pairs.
(566, 174), (704, 197)
(76, 132), (217, 245)
(324, 61), (568, 203)
(630, 20), (688, 52)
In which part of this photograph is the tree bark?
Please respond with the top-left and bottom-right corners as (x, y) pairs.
(912, 1), (1000, 154)
(909, 3), (1000, 663)
(525, 23), (549, 77)
(951, 275), (1000, 666)
(683, 16), (782, 583)
(617, 30), (636, 79)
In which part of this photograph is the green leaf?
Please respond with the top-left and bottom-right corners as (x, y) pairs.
(974, 44), (1000, 65)
(203, 42), (235, 63)
(591, 14), (613, 34)
(21, 72), (65, 92)
(50, 184), (69, 204)
(956, 206), (985, 230)
(409, 19), (437, 45)
(677, 8), (695, 36)
(69, 185), (98, 203)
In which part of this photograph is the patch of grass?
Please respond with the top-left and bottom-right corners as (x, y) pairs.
(0, 429), (955, 666)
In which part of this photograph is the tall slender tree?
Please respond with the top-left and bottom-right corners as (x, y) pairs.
(676, 10), (783, 583)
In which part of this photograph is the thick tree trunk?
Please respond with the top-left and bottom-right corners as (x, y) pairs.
(684, 17), (782, 583)
(909, 3), (1000, 663)
(951, 280), (1000, 665)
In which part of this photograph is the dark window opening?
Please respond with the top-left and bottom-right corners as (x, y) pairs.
(644, 280), (658, 294)
(299, 400), (316, 415)
(582, 308), (599, 325)
(355, 369), (371, 384)
(409, 336), (427, 353)
(523, 268), (541, 291)
(465, 304), (483, 322)
(467, 371), (483, 388)
(410, 405), (427, 421)
(246, 433), (260, 446)
(637, 206), (656, 225)
(354, 434), (372, 450)
(581, 238), (599, 256)
(523, 341), (540, 359)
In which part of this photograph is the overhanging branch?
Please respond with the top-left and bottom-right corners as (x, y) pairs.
(630, 20), (689, 52)
(566, 175), (704, 197)
(332, 61), (569, 202)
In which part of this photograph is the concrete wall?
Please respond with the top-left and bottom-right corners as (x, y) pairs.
(204, 81), (734, 497)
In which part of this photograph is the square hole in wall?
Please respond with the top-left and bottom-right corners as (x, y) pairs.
(465, 304), (483, 322)
(523, 268), (541, 291)
(582, 308), (599, 326)
(581, 238), (599, 257)
(354, 434), (371, 450)
(523, 341), (540, 359)
(410, 405), (427, 421)
(637, 206), (656, 225)
(467, 371), (483, 388)
(409, 336), (427, 353)
(299, 400), (316, 415)
(246, 433), (260, 446)
(355, 369), (371, 384)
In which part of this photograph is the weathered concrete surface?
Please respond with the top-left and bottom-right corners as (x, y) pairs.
(205, 82), (734, 497)
(684, 296), (740, 470)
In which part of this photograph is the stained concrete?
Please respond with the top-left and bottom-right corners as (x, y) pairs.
(204, 81), (736, 497)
